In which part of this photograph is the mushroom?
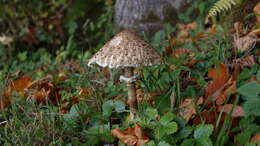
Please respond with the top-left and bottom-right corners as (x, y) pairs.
(88, 30), (164, 116)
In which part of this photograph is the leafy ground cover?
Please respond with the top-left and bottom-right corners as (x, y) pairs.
(1, 0), (260, 146)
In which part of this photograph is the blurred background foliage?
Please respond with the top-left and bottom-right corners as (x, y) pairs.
(0, 0), (115, 54)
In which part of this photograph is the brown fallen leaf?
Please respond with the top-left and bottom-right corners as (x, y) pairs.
(233, 34), (257, 52)
(233, 55), (256, 69)
(171, 48), (193, 58)
(205, 64), (230, 104)
(27, 75), (61, 104)
(251, 133), (260, 143)
(253, 2), (260, 27)
(177, 97), (203, 122)
(4, 76), (33, 98)
(215, 78), (236, 105)
(111, 129), (137, 145)
(0, 97), (10, 110)
(192, 24), (216, 41)
(208, 63), (229, 80)
(8, 76), (32, 93)
(193, 110), (218, 125)
(217, 104), (244, 117)
(111, 125), (150, 146)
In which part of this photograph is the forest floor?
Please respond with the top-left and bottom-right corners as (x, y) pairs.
(1, 1), (260, 146)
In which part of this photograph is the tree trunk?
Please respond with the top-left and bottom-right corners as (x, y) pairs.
(115, 0), (190, 34)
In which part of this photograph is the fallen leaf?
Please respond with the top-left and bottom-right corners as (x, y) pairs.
(177, 97), (203, 122)
(216, 79), (236, 105)
(193, 110), (218, 125)
(208, 63), (229, 80)
(31, 88), (51, 104)
(251, 133), (260, 143)
(233, 34), (257, 52)
(193, 24), (216, 41)
(134, 124), (148, 139)
(27, 75), (61, 104)
(171, 48), (193, 58)
(217, 104), (244, 117)
(253, 2), (260, 26)
(205, 64), (236, 105)
(9, 76), (32, 92)
(233, 55), (256, 69)
(111, 129), (137, 145)
(0, 97), (10, 110)
(0, 35), (14, 45)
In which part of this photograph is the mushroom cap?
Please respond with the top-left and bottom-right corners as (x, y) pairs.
(88, 30), (164, 68)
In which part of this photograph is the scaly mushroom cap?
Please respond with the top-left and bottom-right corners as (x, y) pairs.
(88, 30), (164, 68)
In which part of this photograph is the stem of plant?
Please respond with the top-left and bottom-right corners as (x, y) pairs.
(124, 67), (137, 114)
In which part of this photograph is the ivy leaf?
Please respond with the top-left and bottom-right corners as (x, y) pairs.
(102, 100), (114, 118)
(196, 138), (213, 146)
(194, 124), (214, 139)
(159, 112), (175, 125)
(180, 139), (195, 146)
(114, 100), (125, 113)
(155, 122), (178, 139)
(145, 108), (158, 120)
(242, 99), (260, 116)
(158, 141), (171, 146)
(234, 131), (251, 145)
(237, 81), (260, 99)
(175, 126), (193, 140)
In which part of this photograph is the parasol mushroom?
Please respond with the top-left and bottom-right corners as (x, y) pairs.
(88, 30), (164, 117)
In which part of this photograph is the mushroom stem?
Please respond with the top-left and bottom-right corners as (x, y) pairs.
(124, 67), (137, 111)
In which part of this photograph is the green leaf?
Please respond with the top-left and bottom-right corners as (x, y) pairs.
(144, 141), (156, 146)
(155, 122), (178, 139)
(102, 100), (114, 118)
(196, 138), (213, 146)
(194, 124), (214, 139)
(145, 108), (158, 120)
(234, 132), (251, 145)
(256, 69), (260, 81)
(175, 126), (193, 140)
(180, 139), (195, 146)
(114, 100), (125, 113)
(245, 142), (256, 146)
(159, 112), (175, 125)
(158, 141), (171, 146)
(237, 81), (260, 99)
(243, 99), (260, 116)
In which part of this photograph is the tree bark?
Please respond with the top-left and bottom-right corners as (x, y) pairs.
(115, 0), (190, 34)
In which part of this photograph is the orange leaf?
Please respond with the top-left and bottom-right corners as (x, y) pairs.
(134, 125), (150, 146)
(208, 64), (229, 80)
(251, 133), (260, 143)
(111, 129), (137, 145)
(205, 64), (234, 104)
(9, 76), (32, 92)
(123, 127), (135, 135)
(134, 124), (148, 139)
(217, 104), (244, 117)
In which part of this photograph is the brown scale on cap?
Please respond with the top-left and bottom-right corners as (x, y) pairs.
(88, 30), (164, 68)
